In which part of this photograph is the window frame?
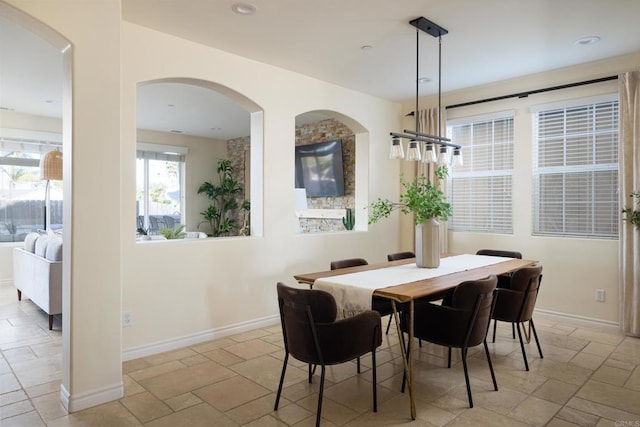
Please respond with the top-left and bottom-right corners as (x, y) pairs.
(531, 93), (619, 239)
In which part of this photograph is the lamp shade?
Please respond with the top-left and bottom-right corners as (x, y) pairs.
(40, 150), (63, 180)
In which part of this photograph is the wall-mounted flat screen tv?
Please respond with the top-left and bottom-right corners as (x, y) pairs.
(295, 140), (345, 197)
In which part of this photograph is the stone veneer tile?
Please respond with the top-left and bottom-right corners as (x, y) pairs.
(509, 395), (562, 426)
(119, 391), (173, 423)
(145, 403), (235, 427)
(575, 380), (640, 415)
(193, 375), (271, 412)
(533, 379), (580, 405)
(591, 365), (632, 386)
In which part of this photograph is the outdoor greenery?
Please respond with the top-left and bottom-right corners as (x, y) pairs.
(622, 191), (640, 230)
(197, 159), (250, 237)
(369, 165), (452, 225)
(158, 224), (185, 240)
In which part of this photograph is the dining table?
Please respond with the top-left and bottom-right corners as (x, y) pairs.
(294, 253), (537, 420)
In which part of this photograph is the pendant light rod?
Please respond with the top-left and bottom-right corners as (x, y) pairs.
(390, 131), (460, 149)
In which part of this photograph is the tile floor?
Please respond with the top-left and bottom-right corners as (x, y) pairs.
(1, 282), (639, 426)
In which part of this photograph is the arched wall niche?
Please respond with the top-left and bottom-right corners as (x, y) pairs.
(294, 109), (369, 233)
(135, 77), (264, 238)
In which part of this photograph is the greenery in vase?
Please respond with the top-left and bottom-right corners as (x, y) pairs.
(369, 165), (452, 225)
(197, 159), (250, 237)
(621, 191), (640, 229)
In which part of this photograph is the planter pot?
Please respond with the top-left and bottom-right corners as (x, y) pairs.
(415, 218), (440, 268)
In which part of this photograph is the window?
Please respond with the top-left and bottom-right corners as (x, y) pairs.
(136, 143), (186, 235)
(447, 112), (514, 233)
(532, 95), (619, 238)
(0, 134), (62, 242)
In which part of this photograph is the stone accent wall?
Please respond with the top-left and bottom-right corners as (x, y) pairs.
(227, 118), (356, 234)
(227, 136), (250, 236)
(295, 119), (355, 233)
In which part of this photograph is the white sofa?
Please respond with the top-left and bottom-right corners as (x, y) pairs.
(13, 232), (63, 330)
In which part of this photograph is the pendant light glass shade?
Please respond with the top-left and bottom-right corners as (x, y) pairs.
(437, 145), (449, 165)
(451, 147), (463, 167)
(389, 137), (405, 159)
(422, 143), (437, 163)
(405, 140), (422, 161)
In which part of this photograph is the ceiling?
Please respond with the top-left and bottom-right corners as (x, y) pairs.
(2, 1), (640, 140)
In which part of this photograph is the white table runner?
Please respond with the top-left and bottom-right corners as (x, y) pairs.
(314, 254), (509, 319)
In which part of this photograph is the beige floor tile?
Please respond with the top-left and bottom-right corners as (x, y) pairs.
(324, 375), (397, 414)
(625, 365), (640, 391)
(10, 354), (62, 389)
(570, 352), (606, 370)
(24, 380), (61, 399)
(122, 374), (145, 397)
(546, 418), (582, 427)
(224, 393), (281, 424)
(224, 339), (282, 360)
(509, 395), (562, 426)
(533, 379), (580, 405)
(603, 357), (636, 371)
(530, 359), (593, 386)
(575, 380), (640, 415)
(122, 358), (151, 374)
(120, 391), (173, 423)
(569, 328), (624, 347)
(163, 392), (203, 411)
(556, 406), (600, 427)
(229, 328), (273, 343)
(202, 348), (245, 366)
(447, 380), (526, 415)
(137, 361), (236, 400)
(296, 392), (360, 426)
(591, 365), (632, 386)
(128, 360), (185, 382)
(145, 403), (237, 427)
(0, 372), (22, 394)
(271, 401), (313, 426)
(567, 396), (640, 425)
(0, 410), (46, 427)
(194, 375), (271, 411)
(232, 354), (307, 392)
(143, 347), (199, 366)
(0, 399), (33, 420)
(190, 338), (237, 353)
(2, 346), (37, 364)
(46, 401), (143, 427)
(616, 337), (640, 358)
(449, 405), (529, 427)
(30, 391), (68, 421)
(1, 389), (27, 406)
(244, 414), (288, 426)
(581, 341), (616, 357)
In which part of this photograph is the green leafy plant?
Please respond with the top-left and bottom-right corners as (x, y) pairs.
(136, 227), (148, 236)
(342, 207), (355, 230)
(3, 222), (17, 235)
(197, 159), (250, 237)
(621, 191), (640, 230)
(369, 165), (452, 225)
(158, 224), (185, 240)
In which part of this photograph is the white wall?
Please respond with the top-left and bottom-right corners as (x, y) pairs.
(402, 53), (640, 324)
(120, 23), (402, 351)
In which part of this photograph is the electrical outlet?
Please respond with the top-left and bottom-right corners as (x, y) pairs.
(595, 289), (605, 302)
(122, 311), (133, 327)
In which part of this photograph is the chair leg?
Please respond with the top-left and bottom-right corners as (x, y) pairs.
(372, 349), (378, 412)
(492, 319), (497, 342)
(461, 347), (473, 408)
(512, 322), (516, 339)
(17, 289), (22, 301)
(357, 357), (360, 373)
(483, 339), (498, 391)
(274, 353), (289, 410)
(530, 319), (544, 359)
(401, 335), (411, 393)
(516, 321), (530, 371)
(48, 315), (54, 331)
(447, 347), (452, 368)
(308, 364), (313, 383)
(316, 365), (326, 427)
(385, 314), (392, 335)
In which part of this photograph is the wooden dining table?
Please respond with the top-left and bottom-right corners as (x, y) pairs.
(294, 253), (537, 420)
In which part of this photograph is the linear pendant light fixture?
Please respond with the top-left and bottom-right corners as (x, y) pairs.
(389, 16), (462, 166)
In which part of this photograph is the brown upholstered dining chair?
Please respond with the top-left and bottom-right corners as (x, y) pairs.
(401, 275), (499, 408)
(275, 282), (382, 427)
(387, 251), (415, 261)
(330, 258), (397, 335)
(476, 249), (522, 289)
(491, 263), (544, 371)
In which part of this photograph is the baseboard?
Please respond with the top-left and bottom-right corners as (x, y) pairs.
(122, 314), (280, 361)
(0, 278), (13, 287)
(534, 308), (620, 330)
(60, 381), (124, 413)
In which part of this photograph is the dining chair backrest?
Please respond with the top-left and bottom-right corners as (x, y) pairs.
(476, 249), (522, 259)
(504, 263), (543, 322)
(330, 258), (368, 270)
(450, 275), (498, 347)
(277, 283), (337, 364)
(387, 251), (415, 261)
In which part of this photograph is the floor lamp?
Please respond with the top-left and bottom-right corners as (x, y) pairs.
(40, 150), (63, 232)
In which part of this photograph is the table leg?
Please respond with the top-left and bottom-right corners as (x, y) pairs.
(391, 300), (415, 420)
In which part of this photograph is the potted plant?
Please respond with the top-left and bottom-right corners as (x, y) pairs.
(197, 159), (250, 237)
(369, 165), (452, 267)
(622, 191), (640, 230)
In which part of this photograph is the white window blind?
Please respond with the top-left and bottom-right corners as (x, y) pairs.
(532, 97), (619, 238)
(447, 113), (514, 233)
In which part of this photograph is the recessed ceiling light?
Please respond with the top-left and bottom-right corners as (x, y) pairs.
(169, 129), (183, 134)
(167, 104), (175, 107)
(232, 2), (256, 15)
(418, 77), (431, 84)
(574, 36), (600, 46)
